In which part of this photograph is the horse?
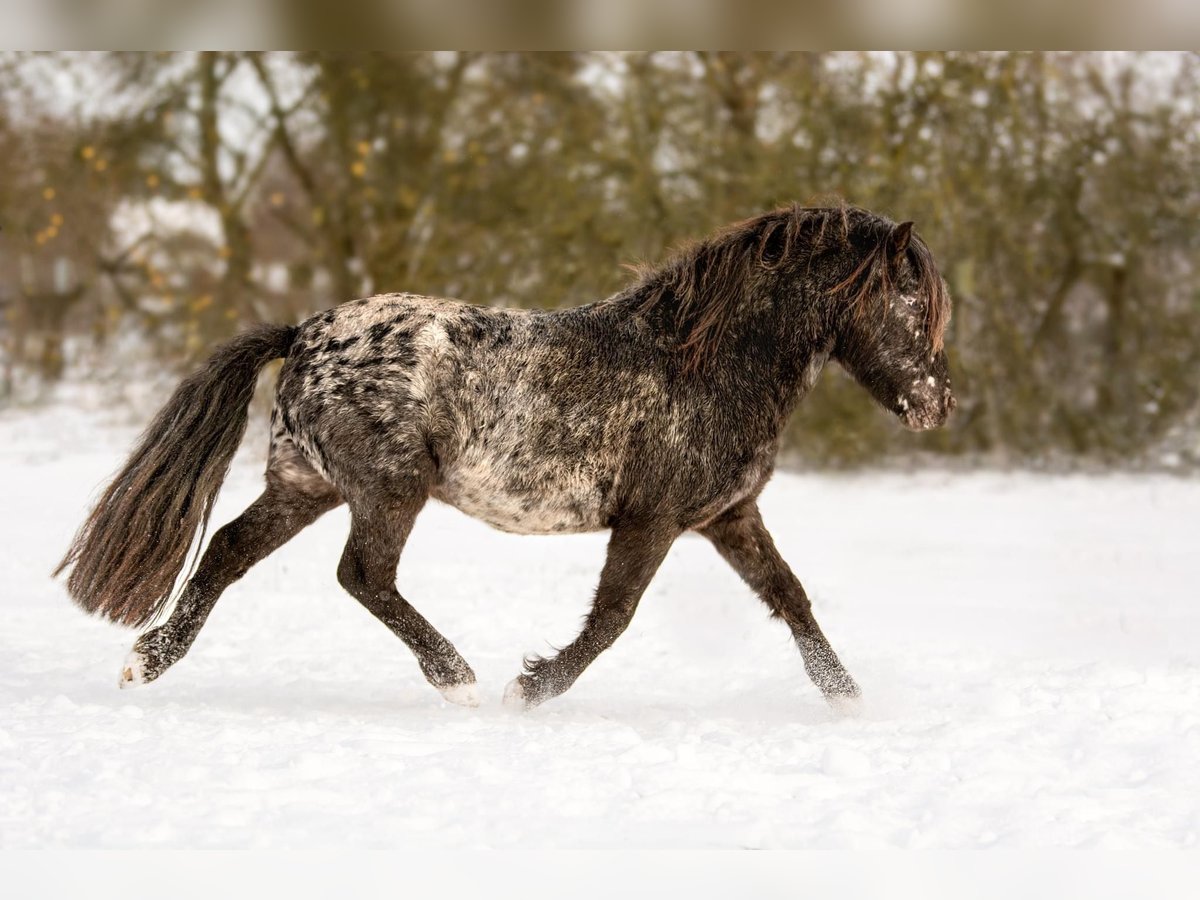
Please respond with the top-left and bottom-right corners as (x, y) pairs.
(56, 204), (954, 711)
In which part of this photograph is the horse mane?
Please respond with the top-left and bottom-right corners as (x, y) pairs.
(632, 204), (949, 373)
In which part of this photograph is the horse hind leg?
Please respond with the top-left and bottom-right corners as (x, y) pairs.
(120, 441), (342, 687)
(336, 474), (479, 707)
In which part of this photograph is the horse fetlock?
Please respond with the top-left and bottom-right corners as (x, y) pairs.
(815, 665), (863, 717)
(419, 655), (478, 703)
(504, 665), (570, 711)
(799, 637), (859, 697)
(814, 664), (860, 698)
(503, 672), (554, 711)
(118, 628), (179, 689)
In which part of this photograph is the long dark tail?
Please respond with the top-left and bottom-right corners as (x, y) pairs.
(55, 324), (298, 627)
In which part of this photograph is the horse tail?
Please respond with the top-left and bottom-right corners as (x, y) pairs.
(55, 323), (298, 628)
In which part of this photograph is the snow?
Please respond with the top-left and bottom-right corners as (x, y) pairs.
(1, 403), (1198, 849)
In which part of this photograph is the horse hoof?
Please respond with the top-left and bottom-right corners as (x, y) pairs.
(502, 677), (528, 710)
(118, 650), (150, 689)
(827, 692), (864, 718)
(438, 681), (480, 708)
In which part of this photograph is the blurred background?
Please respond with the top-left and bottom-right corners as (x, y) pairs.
(1, 51), (1198, 468)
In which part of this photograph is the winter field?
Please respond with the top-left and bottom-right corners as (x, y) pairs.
(1, 402), (1198, 850)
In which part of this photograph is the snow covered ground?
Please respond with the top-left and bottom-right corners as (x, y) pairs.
(1, 403), (1198, 849)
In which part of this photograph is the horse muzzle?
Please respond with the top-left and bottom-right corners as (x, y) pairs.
(898, 386), (955, 431)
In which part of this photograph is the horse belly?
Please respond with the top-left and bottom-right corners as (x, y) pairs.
(433, 452), (609, 535)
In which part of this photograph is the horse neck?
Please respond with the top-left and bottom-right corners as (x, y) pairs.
(694, 291), (835, 435)
(610, 280), (833, 434)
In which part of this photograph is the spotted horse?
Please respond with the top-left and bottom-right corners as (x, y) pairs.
(57, 204), (954, 711)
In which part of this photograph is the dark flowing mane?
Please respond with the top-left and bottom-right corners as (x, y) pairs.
(632, 204), (949, 373)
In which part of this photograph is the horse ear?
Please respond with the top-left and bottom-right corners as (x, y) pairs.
(759, 220), (789, 268)
(889, 221), (914, 258)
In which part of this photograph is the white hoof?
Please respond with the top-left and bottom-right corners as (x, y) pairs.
(827, 693), (864, 718)
(502, 677), (527, 710)
(438, 681), (480, 708)
(119, 651), (149, 689)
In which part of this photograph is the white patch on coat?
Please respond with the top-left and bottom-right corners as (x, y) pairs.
(438, 681), (481, 708)
(408, 320), (452, 432)
(324, 292), (443, 339)
(800, 349), (831, 395)
(434, 362), (660, 536)
(502, 678), (527, 710)
(436, 439), (608, 535)
(119, 650), (149, 689)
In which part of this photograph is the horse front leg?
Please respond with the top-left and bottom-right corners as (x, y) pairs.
(700, 500), (861, 712)
(504, 521), (678, 710)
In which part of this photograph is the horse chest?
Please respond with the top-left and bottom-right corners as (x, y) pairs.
(684, 441), (777, 528)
